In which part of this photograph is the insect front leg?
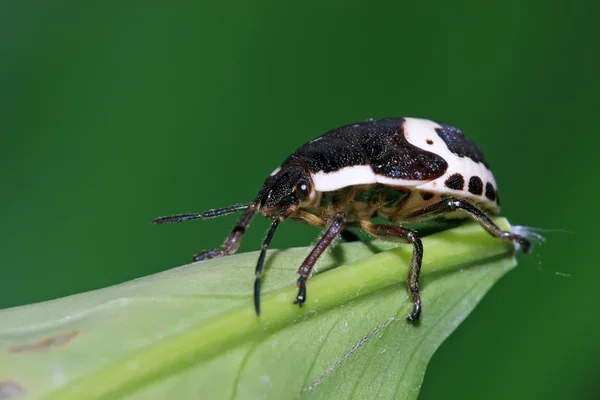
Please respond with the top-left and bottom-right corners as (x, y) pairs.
(359, 221), (423, 322)
(253, 218), (281, 316)
(294, 212), (346, 307)
(192, 206), (257, 261)
(406, 197), (531, 253)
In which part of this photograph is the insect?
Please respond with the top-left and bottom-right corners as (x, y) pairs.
(153, 117), (530, 322)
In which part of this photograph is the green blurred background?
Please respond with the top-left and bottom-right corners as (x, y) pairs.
(1, 2), (598, 399)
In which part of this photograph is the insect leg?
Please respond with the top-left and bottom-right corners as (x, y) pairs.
(359, 221), (423, 322)
(192, 205), (258, 261)
(253, 218), (281, 316)
(294, 212), (346, 307)
(406, 197), (531, 253)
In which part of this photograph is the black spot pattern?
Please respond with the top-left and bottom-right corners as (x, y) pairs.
(281, 118), (448, 181)
(485, 182), (496, 201)
(434, 123), (489, 168)
(444, 173), (465, 190)
(468, 176), (484, 196)
(421, 191), (434, 201)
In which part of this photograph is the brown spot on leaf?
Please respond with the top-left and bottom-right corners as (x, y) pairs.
(7, 331), (79, 354)
(0, 380), (25, 399)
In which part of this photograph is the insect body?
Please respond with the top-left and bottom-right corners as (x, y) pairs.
(153, 117), (530, 322)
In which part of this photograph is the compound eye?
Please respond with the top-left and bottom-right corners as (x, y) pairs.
(296, 180), (310, 200)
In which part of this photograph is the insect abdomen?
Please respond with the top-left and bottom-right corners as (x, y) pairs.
(306, 184), (411, 223)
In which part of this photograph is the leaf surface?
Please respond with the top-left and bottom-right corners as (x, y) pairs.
(0, 219), (516, 399)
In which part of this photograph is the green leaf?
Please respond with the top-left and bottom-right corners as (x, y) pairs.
(0, 219), (517, 400)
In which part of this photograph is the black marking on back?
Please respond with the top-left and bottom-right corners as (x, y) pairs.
(281, 118), (448, 181)
(468, 176), (484, 196)
(434, 123), (489, 168)
(485, 182), (496, 201)
(444, 173), (465, 190)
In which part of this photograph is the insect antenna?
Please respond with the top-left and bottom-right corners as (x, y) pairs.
(151, 203), (250, 224)
(254, 218), (281, 316)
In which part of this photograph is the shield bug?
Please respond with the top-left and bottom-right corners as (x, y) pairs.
(153, 117), (530, 322)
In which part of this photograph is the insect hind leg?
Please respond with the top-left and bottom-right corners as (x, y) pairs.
(359, 221), (423, 322)
(406, 197), (531, 253)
